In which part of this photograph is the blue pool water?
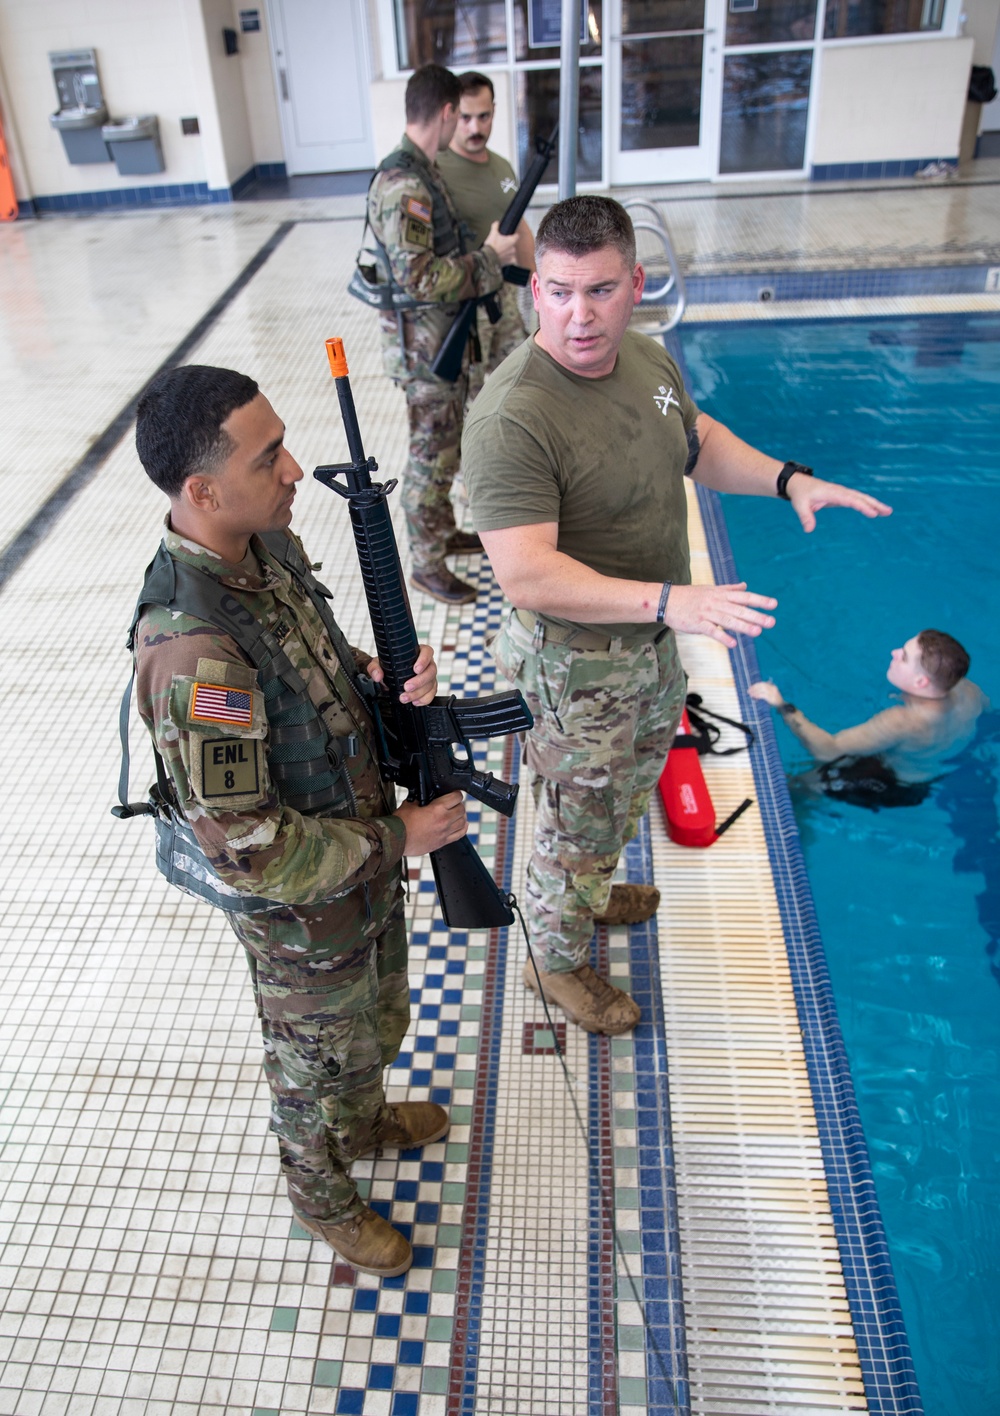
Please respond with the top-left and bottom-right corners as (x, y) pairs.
(681, 314), (1000, 1416)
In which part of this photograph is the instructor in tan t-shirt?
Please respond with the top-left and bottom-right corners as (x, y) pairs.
(461, 195), (893, 1037)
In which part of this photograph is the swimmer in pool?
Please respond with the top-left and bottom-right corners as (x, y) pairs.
(750, 630), (989, 807)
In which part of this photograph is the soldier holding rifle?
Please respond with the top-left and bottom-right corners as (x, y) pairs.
(130, 365), (467, 1277)
(366, 64), (519, 605)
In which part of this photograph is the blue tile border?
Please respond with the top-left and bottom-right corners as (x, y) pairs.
(812, 157), (956, 181)
(30, 180), (229, 212)
(693, 479), (924, 1416)
(625, 818), (691, 1416)
(23, 164), (289, 215)
(683, 264), (998, 308)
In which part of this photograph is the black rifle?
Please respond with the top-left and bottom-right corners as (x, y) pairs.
(315, 338), (533, 930)
(431, 125), (558, 384)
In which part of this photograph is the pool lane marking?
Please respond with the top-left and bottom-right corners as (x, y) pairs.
(695, 478), (923, 1416)
(588, 923), (620, 1416)
(625, 819), (692, 1416)
(0, 221), (295, 594)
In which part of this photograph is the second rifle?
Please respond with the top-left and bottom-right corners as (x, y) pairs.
(431, 124), (557, 383)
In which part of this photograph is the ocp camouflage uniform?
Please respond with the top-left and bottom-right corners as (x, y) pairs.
(134, 522), (408, 1223)
(368, 134), (503, 572)
(462, 331), (699, 972)
(492, 617), (686, 969)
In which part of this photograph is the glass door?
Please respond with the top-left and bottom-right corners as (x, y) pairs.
(610, 0), (724, 182)
(719, 0), (818, 176)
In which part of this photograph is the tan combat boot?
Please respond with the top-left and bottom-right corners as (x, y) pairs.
(295, 1206), (413, 1277)
(593, 883), (660, 926)
(523, 960), (641, 1035)
(364, 1102), (450, 1154)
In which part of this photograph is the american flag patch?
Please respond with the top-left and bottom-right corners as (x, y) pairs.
(403, 195), (432, 224)
(190, 682), (254, 726)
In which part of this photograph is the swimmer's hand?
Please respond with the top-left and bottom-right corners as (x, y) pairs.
(665, 583), (777, 650)
(749, 680), (786, 708)
(787, 475), (892, 533)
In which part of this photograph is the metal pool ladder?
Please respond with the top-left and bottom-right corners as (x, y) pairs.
(624, 197), (687, 334)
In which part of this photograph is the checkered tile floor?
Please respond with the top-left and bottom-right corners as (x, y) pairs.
(3, 178), (996, 1415)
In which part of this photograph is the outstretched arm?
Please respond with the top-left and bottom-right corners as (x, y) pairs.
(692, 412), (892, 531)
(480, 522), (777, 650)
(750, 680), (909, 761)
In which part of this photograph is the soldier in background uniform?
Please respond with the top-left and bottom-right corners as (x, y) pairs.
(437, 71), (534, 405)
(462, 197), (892, 1036)
(368, 64), (519, 605)
(132, 365), (469, 1277)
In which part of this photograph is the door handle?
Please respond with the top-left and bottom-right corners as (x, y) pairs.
(279, 67), (289, 100)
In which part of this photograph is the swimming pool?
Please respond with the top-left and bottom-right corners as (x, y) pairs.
(680, 312), (1000, 1416)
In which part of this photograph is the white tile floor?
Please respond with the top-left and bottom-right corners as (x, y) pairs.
(1, 170), (999, 1416)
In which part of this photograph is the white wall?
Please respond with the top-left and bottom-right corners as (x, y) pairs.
(812, 37), (974, 164)
(198, 0), (254, 184)
(238, 2), (282, 164)
(0, 0), (207, 194)
(0, 0), (282, 200)
(962, 0), (1000, 63)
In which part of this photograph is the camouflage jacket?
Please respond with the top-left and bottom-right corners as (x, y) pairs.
(133, 522), (407, 915)
(368, 134), (502, 384)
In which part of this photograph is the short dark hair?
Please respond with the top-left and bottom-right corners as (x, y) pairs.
(917, 629), (970, 692)
(535, 196), (636, 269)
(136, 365), (259, 498)
(457, 71), (494, 100)
(405, 64), (462, 124)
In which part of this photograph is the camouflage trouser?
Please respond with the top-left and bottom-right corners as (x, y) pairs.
(466, 285), (528, 407)
(401, 376), (468, 572)
(492, 609), (686, 973)
(232, 884), (410, 1224)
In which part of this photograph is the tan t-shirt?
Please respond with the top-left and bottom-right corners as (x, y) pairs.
(437, 148), (519, 248)
(461, 331), (700, 635)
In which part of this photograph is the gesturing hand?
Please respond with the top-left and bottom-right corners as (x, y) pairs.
(395, 791), (468, 855)
(665, 582), (777, 649)
(788, 475), (892, 533)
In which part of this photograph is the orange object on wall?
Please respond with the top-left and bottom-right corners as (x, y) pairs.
(0, 103), (18, 221)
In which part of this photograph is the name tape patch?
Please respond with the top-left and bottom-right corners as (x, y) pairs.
(404, 216), (431, 249)
(201, 738), (261, 797)
(190, 681), (254, 726)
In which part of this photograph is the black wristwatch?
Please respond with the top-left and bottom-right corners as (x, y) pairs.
(776, 461), (814, 500)
(778, 701), (798, 716)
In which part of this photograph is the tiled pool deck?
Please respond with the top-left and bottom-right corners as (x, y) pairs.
(1, 170), (998, 1415)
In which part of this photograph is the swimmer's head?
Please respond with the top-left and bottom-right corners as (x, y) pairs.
(888, 630), (969, 697)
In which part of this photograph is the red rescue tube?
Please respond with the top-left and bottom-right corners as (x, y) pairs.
(659, 707), (717, 847)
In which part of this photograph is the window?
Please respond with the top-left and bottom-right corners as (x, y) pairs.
(726, 0), (816, 47)
(720, 50), (812, 172)
(394, 0), (507, 70)
(823, 0), (944, 40)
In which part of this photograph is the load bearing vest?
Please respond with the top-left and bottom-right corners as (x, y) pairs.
(115, 531), (369, 913)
